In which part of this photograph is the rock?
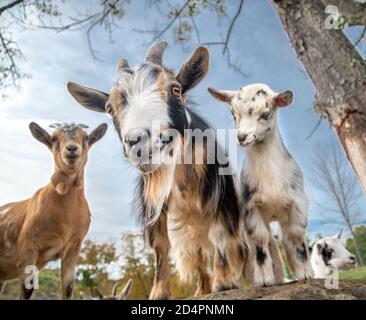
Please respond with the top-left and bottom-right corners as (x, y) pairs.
(193, 280), (366, 300)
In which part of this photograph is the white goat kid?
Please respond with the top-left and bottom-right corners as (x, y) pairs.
(208, 83), (314, 286)
(311, 231), (356, 278)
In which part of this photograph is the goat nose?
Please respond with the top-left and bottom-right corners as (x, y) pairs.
(237, 133), (247, 143)
(125, 129), (149, 148)
(66, 145), (78, 152)
(350, 256), (356, 261)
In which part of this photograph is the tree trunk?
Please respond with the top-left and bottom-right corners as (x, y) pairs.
(271, 0), (366, 196)
(349, 226), (364, 266)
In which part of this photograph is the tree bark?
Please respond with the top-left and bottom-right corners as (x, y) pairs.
(349, 225), (364, 266)
(271, 0), (366, 196)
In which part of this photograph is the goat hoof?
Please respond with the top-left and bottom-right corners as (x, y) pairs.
(212, 282), (238, 293)
(194, 288), (212, 297)
(253, 271), (275, 287)
(295, 269), (314, 282)
(149, 286), (170, 300)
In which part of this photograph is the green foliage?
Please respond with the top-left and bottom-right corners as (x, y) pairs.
(346, 225), (366, 265)
(339, 267), (366, 280)
(77, 239), (118, 296)
(120, 232), (195, 299)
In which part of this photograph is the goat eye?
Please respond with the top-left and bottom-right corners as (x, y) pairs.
(171, 86), (181, 97)
(83, 136), (89, 141)
(51, 136), (58, 142)
(121, 93), (127, 105)
(259, 112), (270, 121)
(105, 103), (114, 115)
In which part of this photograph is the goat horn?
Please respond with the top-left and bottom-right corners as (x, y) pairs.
(116, 279), (132, 300)
(77, 124), (89, 129)
(117, 59), (129, 71)
(145, 42), (167, 65)
(337, 228), (343, 239)
(111, 281), (121, 296)
(49, 123), (62, 129)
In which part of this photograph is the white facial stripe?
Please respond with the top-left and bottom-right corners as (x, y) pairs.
(117, 65), (170, 137)
(185, 109), (192, 127)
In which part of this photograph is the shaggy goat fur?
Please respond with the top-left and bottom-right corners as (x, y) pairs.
(67, 43), (247, 299)
(208, 83), (314, 286)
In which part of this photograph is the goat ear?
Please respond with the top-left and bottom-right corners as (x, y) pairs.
(274, 90), (294, 108)
(29, 122), (52, 148)
(116, 279), (132, 300)
(89, 123), (108, 146)
(207, 87), (236, 104)
(176, 46), (209, 94)
(67, 82), (109, 113)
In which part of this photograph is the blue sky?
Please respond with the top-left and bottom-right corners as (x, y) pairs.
(0, 0), (365, 241)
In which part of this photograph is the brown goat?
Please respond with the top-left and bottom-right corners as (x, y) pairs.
(0, 122), (107, 299)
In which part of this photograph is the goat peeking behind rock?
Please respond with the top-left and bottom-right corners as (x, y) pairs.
(0, 122), (107, 299)
(311, 230), (357, 279)
(208, 83), (314, 286)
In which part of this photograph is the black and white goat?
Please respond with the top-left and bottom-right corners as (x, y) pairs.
(208, 83), (314, 286)
(67, 42), (246, 299)
(311, 231), (356, 278)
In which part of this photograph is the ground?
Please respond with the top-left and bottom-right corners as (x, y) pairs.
(1, 267), (365, 300)
(194, 279), (366, 300)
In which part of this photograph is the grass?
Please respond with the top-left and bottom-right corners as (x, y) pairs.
(339, 266), (366, 280)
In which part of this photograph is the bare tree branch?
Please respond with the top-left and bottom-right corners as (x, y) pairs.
(1, 0), (250, 99)
(0, 0), (23, 16)
(0, 30), (17, 84)
(147, 0), (191, 44)
(222, 0), (244, 54)
(306, 117), (322, 140)
(134, 0), (248, 77)
(355, 26), (366, 47)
